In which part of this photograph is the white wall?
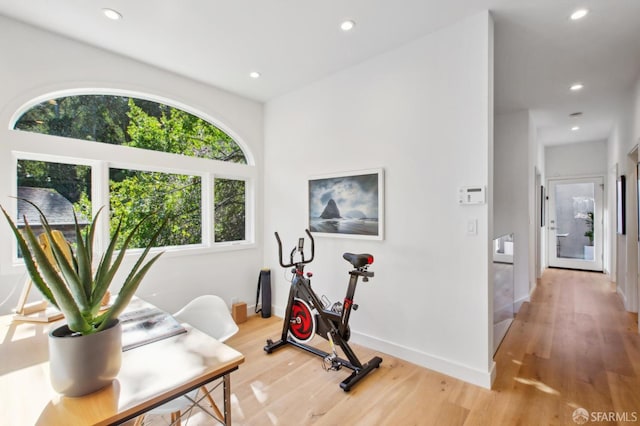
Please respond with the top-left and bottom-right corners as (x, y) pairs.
(607, 75), (640, 311)
(546, 140), (608, 178)
(494, 111), (530, 309)
(264, 12), (494, 388)
(0, 17), (264, 315)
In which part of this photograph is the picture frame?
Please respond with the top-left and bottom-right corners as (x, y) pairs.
(540, 185), (545, 227)
(637, 163), (640, 241)
(617, 174), (626, 235)
(308, 168), (384, 240)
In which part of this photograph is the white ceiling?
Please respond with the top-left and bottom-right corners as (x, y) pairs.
(1, 0), (639, 146)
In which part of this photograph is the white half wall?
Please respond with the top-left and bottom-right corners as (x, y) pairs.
(0, 17), (264, 315)
(494, 110), (531, 307)
(264, 12), (495, 388)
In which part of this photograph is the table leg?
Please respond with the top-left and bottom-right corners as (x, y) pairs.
(223, 374), (231, 426)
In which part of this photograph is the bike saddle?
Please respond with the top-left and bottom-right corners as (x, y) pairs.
(343, 253), (374, 268)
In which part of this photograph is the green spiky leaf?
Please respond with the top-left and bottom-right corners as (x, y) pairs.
(1, 199), (167, 335)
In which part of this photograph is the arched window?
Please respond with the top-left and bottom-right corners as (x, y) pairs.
(11, 93), (253, 253)
(15, 95), (247, 163)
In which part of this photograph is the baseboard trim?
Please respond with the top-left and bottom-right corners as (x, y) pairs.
(247, 303), (258, 317)
(274, 304), (286, 318)
(489, 359), (497, 386)
(351, 330), (495, 389)
(274, 304), (494, 388)
(617, 287), (628, 310)
(513, 294), (530, 313)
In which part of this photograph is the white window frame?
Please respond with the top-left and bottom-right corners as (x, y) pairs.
(3, 92), (256, 273)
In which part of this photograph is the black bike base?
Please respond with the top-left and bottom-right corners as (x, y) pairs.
(264, 337), (382, 392)
(340, 356), (383, 391)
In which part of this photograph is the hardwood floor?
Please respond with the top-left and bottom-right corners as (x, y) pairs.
(145, 269), (640, 425)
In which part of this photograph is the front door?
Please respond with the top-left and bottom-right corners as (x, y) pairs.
(547, 177), (603, 271)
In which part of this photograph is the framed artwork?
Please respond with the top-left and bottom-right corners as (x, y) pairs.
(617, 174), (626, 235)
(637, 163), (640, 241)
(308, 168), (384, 240)
(540, 185), (545, 227)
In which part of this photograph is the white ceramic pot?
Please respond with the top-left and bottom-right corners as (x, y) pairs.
(48, 319), (122, 397)
(584, 245), (594, 261)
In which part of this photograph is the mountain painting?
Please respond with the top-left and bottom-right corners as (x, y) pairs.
(308, 169), (383, 239)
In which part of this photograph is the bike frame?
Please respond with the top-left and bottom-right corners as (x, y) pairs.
(264, 230), (382, 391)
(281, 266), (365, 368)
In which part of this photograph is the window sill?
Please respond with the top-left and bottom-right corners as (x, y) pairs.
(4, 241), (257, 275)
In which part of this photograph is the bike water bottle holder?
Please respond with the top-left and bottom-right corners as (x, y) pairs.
(320, 294), (331, 309)
(320, 296), (344, 314)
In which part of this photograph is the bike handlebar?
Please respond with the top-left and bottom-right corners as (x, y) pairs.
(274, 229), (315, 268)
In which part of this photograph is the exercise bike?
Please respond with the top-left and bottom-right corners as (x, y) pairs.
(264, 229), (382, 391)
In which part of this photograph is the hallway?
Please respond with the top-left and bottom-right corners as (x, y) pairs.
(481, 268), (640, 424)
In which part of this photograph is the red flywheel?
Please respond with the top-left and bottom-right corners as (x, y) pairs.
(288, 298), (316, 343)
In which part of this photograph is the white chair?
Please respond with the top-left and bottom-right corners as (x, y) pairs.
(173, 295), (239, 343)
(134, 295), (240, 426)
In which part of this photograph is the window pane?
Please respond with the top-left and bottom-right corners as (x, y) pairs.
(215, 179), (245, 242)
(16, 160), (92, 255)
(14, 95), (247, 164)
(553, 182), (595, 260)
(110, 168), (201, 249)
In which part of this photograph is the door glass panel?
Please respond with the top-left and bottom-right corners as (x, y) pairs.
(553, 182), (595, 260)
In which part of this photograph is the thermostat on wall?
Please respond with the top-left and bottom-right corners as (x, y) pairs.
(458, 186), (485, 205)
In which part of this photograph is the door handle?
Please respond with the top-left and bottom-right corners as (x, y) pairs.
(549, 227), (556, 230)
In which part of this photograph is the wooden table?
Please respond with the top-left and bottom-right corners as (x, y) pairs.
(0, 315), (244, 425)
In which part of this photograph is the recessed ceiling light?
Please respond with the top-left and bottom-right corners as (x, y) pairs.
(249, 71), (261, 79)
(340, 20), (356, 32)
(102, 8), (122, 20)
(570, 83), (584, 91)
(571, 126), (580, 131)
(570, 9), (589, 21)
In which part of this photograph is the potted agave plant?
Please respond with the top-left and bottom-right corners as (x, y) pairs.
(1, 200), (166, 397)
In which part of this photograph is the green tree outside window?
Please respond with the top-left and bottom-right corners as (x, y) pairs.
(14, 95), (247, 246)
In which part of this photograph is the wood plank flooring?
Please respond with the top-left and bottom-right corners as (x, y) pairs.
(144, 269), (640, 425)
